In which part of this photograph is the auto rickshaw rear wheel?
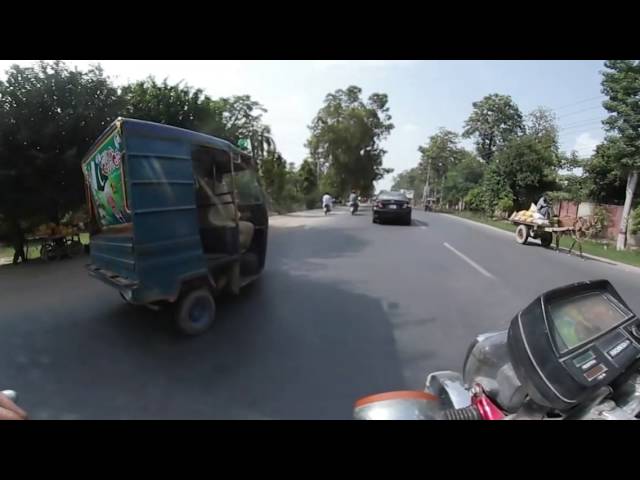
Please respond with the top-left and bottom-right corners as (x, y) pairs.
(175, 288), (216, 336)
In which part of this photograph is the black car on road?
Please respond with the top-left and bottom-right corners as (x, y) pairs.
(372, 191), (412, 225)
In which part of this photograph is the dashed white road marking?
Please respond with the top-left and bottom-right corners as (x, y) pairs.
(443, 242), (495, 279)
(420, 226), (427, 230)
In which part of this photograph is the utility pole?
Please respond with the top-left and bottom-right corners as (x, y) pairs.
(422, 156), (431, 204)
(312, 150), (323, 185)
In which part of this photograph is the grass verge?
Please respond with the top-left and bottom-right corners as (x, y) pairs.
(450, 211), (640, 269)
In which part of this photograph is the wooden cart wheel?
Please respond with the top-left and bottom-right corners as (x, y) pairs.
(515, 224), (529, 245)
(40, 243), (57, 262)
(67, 240), (83, 257)
(540, 232), (553, 248)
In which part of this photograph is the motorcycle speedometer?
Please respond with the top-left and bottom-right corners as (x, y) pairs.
(507, 279), (640, 411)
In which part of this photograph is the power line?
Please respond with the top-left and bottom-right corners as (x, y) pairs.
(552, 95), (606, 111)
(559, 137), (599, 152)
(557, 105), (605, 119)
(558, 121), (603, 132)
(546, 98), (607, 140)
(559, 121), (604, 132)
(558, 124), (605, 136)
(558, 117), (604, 130)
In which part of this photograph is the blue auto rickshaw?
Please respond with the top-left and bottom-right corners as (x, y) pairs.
(81, 118), (268, 335)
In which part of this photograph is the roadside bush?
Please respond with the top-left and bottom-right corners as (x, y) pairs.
(591, 205), (608, 237)
(304, 192), (320, 210)
(478, 165), (515, 216)
(265, 187), (321, 214)
(547, 190), (572, 204)
(496, 197), (514, 218)
(464, 187), (484, 211)
(631, 205), (640, 235)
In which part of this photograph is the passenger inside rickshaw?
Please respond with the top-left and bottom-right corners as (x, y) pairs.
(192, 147), (255, 255)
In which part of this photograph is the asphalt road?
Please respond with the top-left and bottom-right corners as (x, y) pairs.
(1, 206), (640, 419)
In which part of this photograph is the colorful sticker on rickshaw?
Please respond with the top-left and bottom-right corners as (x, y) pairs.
(83, 129), (131, 227)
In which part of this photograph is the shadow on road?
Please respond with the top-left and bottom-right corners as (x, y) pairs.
(268, 224), (369, 265)
(278, 213), (326, 218)
(75, 270), (405, 420)
(0, 226), (406, 419)
(374, 221), (413, 227)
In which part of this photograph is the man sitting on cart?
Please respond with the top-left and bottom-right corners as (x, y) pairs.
(536, 193), (552, 221)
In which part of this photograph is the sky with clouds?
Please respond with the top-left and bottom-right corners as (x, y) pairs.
(0, 60), (608, 190)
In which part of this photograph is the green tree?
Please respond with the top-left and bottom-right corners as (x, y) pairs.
(559, 150), (583, 171)
(283, 162), (303, 206)
(0, 61), (123, 260)
(298, 159), (318, 196)
(601, 60), (640, 250)
(121, 77), (285, 206)
(490, 135), (560, 209)
(582, 137), (629, 204)
(526, 107), (559, 152)
(260, 151), (288, 203)
(463, 93), (525, 163)
(552, 173), (589, 203)
(318, 167), (342, 197)
(297, 158), (320, 208)
(306, 85), (394, 196)
(122, 80), (276, 164)
(475, 164), (514, 216)
(258, 155), (305, 213)
(442, 151), (485, 207)
(217, 95), (277, 166)
(391, 167), (424, 199)
(464, 186), (485, 212)
(417, 128), (463, 204)
(121, 77), (219, 132)
(631, 205), (640, 235)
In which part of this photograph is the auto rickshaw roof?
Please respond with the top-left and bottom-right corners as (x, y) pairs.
(83, 117), (252, 164)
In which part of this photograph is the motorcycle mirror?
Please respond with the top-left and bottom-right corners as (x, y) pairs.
(353, 391), (441, 420)
(1, 390), (17, 402)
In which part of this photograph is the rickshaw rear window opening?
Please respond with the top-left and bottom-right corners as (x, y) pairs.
(192, 146), (236, 177)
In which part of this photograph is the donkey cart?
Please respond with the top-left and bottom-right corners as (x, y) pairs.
(509, 219), (574, 249)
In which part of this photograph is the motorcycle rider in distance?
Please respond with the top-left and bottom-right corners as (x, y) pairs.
(322, 192), (333, 215)
(349, 190), (359, 215)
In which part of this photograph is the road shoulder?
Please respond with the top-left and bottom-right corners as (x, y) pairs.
(442, 213), (640, 275)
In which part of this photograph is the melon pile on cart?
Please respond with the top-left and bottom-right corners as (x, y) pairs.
(509, 203), (550, 226)
(33, 223), (79, 237)
(30, 223), (83, 261)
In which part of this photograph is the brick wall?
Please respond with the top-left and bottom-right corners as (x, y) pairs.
(554, 200), (626, 241)
(554, 201), (579, 219)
